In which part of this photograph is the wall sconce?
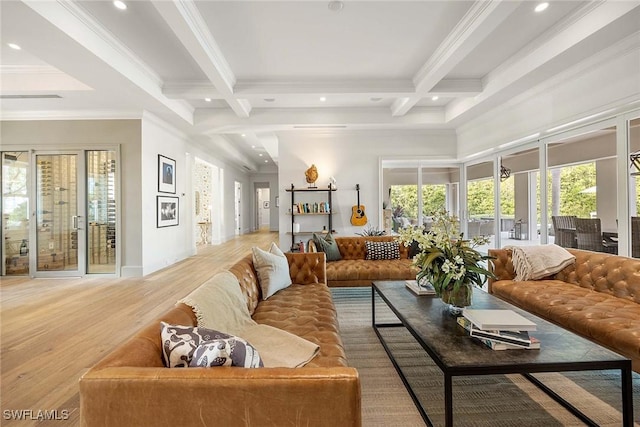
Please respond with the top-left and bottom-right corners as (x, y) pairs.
(630, 152), (640, 176)
(500, 164), (511, 182)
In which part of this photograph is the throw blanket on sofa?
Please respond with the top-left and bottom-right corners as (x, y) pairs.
(179, 272), (319, 368)
(505, 244), (575, 281)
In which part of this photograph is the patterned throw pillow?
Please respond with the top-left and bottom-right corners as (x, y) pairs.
(365, 241), (400, 260)
(160, 322), (262, 368)
(312, 233), (342, 261)
(190, 337), (263, 368)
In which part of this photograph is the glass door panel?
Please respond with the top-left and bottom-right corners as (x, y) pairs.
(2, 152), (30, 275)
(87, 151), (116, 273)
(35, 153), (83, 274)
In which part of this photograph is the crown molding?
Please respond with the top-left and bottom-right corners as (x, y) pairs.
(0, 65), (65, 75)
(0, 109), (142, 121)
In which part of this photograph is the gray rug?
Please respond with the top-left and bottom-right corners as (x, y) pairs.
(331, 287), (640, 427)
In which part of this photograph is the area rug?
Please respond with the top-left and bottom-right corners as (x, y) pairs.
(331, 287), (640, 427)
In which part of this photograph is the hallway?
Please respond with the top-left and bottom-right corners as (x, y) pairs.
(0, 230), (278, 426)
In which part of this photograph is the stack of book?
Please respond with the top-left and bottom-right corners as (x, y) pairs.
(405, 280), (436, 296)
(457, 309), (540, 350)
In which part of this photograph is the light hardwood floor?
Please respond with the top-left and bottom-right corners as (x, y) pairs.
(0, 231), (278, 426)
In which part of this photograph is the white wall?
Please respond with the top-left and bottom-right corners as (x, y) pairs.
(141, 114), (194, 275)
(277, 130), (457, 249)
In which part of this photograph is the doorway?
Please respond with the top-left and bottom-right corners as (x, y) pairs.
(256, 188), (270, 231)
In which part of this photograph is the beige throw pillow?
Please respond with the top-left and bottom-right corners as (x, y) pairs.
(252, 242), (292, 300)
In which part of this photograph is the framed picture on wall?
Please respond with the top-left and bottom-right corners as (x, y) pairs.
(158, 154), (176, 194)
(157, 196), (179, 228)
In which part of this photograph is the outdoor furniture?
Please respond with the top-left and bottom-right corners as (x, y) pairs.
(632, 217), (640, 258)
(551, 215), (577, 248)
(575, 218), (603, 252)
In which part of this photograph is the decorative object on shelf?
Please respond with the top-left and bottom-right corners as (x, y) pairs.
(157, 196), (179, 228)
(328, 176), (337, 189)
(305, 164), (318, 188)
(396, 209), (495, 315)
(158, 154), (176, 194)
(350, 184), (367, 226)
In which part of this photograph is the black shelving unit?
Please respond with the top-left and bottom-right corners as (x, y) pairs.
(286, 183), (336, 250)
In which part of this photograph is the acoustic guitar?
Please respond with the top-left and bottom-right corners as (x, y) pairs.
(351, 184), (368, 226)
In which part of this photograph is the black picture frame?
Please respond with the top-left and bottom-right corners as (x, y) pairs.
(157, 196), (179, 228)
(158, 154), (176, 194)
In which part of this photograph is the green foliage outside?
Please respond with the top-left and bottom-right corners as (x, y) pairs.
(391, 162), (639, 224)
(390, 185), (446, 219)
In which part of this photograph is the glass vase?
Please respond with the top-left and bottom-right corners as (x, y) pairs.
(440, 283), (472, 316)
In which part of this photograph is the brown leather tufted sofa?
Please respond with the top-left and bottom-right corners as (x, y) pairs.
(79, 252), (361, 427)
(310, 235), (417, 287)
(489, 248), (640, 372)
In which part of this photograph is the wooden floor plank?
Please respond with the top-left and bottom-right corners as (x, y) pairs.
(0, 231), (277, 426)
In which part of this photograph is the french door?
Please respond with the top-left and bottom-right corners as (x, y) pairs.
(31, 151), (86, 277)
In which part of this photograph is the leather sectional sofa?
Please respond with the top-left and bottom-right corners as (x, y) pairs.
(79, 252), (361, 427)
(489, 248), (640, 372)
(311, 235), (417, 287)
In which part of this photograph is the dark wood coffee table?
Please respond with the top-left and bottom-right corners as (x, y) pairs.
(372, 280), (634, 427)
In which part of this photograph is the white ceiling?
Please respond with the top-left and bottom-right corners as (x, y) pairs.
(1, 1), (639, 170)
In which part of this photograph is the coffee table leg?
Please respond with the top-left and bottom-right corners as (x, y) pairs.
(444, 373), (453, 427)
(371, 287), (376, 327)
(622, 365), (634, 427)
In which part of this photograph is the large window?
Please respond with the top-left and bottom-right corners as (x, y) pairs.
(630, 117), (640, 259)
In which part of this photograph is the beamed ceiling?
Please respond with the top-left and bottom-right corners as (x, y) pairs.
(1, 1), (639, 169)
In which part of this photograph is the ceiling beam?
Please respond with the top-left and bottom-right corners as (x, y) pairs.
(391, 0), (519, 117)
(162, 78), (481, 100)
(152, 0), (252, 118)
(193, 107), (447, 134)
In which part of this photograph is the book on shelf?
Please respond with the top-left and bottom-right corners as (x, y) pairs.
(462, 309), (536, 332)
(456, 317), (540, 349)
(405, 280), (436, 296)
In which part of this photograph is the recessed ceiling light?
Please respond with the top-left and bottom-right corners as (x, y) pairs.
(251, 145), (256, 148)
(259, 153), (263, 157)
(7, 43), (21, 50)
(264, 160), (268, 163)
(535, 2), (549, 12)
(320, 96), (327, 102)
(264, 98), (276, 102)
(370, 97), (383, 102)
(328, 1), (344, 12)
(204, 98), (211, 102)
(431, 96), (439, 101)
(241, 134), (246, 137)
(113, 1), (127, 10)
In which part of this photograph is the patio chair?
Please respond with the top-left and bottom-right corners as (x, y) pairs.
(575, 218), (603, 252)
(551, 215), (577, 248)
(632, 217), (640, 258)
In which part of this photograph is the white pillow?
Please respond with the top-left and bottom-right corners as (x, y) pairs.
(251, 242), (292, 300)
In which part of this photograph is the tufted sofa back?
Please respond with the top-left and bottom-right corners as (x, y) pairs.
(489, 248), (640, 303)
(228, 252), (328, 315)
(334, 236), (410, 260)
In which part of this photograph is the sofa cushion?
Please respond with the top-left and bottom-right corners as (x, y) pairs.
(492, 279), (640, 363)
(312, 233), (342, 261)
(251, 282), (348, 369)
(190, 337), (263, 368)
(252, 243), (292, 299)
(365, 240), (400, 260)
(326, 259), (416, 283)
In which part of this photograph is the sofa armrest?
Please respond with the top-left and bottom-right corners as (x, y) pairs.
(80, 366), (360, 427)
(487, 249), (515, 293)
(285, 252), (327, 285)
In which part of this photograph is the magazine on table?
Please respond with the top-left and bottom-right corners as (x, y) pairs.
(405, 280), (436, 296)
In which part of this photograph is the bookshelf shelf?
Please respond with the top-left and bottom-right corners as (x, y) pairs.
(286, 183), (336, 251)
